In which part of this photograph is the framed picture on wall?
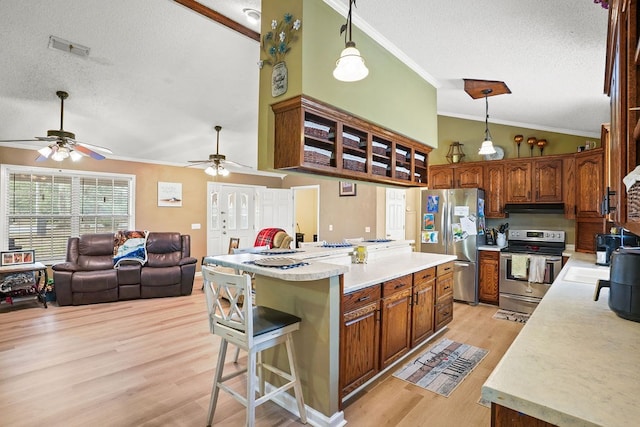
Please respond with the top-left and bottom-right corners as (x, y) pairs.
(339, 181), (356, 197)
(157, 182), (183, 207)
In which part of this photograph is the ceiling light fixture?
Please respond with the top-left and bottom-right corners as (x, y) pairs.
(333, 0), (368, 82)
(204, 164), (229, 177)
(242, 8), (261, 25)
(478, 89), (497, 155)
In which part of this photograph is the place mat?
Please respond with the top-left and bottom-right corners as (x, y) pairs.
(322, 243), (353, 248)
(260, 249), (299, 255)
(492, 309), (530, 324)
(243, 258), (309, 270)
(393, 338), (488, 398)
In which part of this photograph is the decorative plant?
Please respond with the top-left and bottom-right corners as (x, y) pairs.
(593, 0), (609, 9)
(260, 13), (302, 67)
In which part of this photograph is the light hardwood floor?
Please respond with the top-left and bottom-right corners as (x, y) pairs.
(0, 278), (522, 427)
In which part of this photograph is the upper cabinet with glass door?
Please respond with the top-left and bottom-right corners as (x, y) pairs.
(272, 95), (431, 187)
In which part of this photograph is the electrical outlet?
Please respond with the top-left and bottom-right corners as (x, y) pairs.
(191, 223), (201, 229)
(365, 226), (371, 233)
(329, 224), (333, 231)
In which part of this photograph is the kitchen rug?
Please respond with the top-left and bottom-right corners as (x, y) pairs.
(393, 338), (488, 398)
(492, 309), (530, 323)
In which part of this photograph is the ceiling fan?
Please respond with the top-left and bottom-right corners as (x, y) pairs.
(0, 90), (113, 161)
(187, 125), (250, 176)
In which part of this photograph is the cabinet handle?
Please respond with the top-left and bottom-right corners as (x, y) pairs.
(357, 296), (370, 302)
(414, 291), (419, 305)
(394, 283), (405, 289)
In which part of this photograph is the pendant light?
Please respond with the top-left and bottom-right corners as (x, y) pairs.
(478, 89), (497, 155)
(333, 0), (369, 82)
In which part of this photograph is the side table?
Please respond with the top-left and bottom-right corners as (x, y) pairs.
(0, 262), (49, 309)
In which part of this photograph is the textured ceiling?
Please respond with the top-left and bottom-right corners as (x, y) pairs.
(0, 0), (609, 171)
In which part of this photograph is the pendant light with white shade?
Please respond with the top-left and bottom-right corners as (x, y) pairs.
(463, 79), (511, 158)
(333, 0), (368, 82)
(478, 89), (496, 155)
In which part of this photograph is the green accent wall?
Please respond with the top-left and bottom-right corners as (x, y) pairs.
(258, 0), (438, 171)
(432, 115), (599, 164)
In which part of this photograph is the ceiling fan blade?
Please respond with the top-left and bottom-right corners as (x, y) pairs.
(187, 160), (212, 164)
(0, 138), (42, 142)
(75, 141), (113, 154)
(223, 159), (252, 168)
(73, 144), (105, 160)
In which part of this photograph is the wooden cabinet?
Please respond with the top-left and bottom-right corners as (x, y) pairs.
(379, 275), (412, 369)
(575, 149), (609, 253)
(340, 285), (381, 397)
(485, 163), (506, 218)
(505, 160), (532, 203)
(272, 95), (431, 187)
(604, 0), (640, 236)
(504, 158), (562, 204)
(454, 164), (484, 188)
(563, 156), (576, 219)
(478, 250), (500, 305)
(575, 151), (604, 217)
(428, 165), (454, 189)
(428, 164), (483, 189)
(434, 261), (454, 330)
(534, 159), (563, 202)
(492, 403), (557, 427)
(411, 267), (436, 347)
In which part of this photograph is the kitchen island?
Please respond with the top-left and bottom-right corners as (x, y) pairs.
(204, 245), (456, 427)
(482, 252), (640, 426)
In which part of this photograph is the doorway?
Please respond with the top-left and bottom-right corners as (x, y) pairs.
(293, 185), (320, 246)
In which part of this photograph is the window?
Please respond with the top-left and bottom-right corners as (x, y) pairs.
(1, 165), (135, 263)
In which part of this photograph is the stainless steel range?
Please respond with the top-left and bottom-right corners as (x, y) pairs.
(499, 229), (565, 314)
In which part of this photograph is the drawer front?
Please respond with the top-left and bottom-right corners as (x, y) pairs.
(436, 274), (454, 300)
(437, 261), (454, 277)
(435, 297), (453, 330)
(382, 274), (412, 297)
(343, 285), (381, 312)
(413, 267), (436, 287)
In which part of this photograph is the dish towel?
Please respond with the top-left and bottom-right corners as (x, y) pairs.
(511, 254), (529, 279)
(528, 255), (547, 283)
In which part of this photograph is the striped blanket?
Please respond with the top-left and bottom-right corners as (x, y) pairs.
(113, 230), (148, 267)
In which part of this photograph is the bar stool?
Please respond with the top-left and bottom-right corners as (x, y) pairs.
(202, 266), (307, 426)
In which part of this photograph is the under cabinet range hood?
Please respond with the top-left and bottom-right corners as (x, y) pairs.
(503, 203), (565, 214)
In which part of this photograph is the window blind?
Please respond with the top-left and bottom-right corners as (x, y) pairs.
(2, 166), (135, 263)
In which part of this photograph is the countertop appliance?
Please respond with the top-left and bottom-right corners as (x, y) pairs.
(595, 248), (640, 322)
(499, 229), (565, 314)
(420, 188), (485, 304)
(595, 233), (640, 266)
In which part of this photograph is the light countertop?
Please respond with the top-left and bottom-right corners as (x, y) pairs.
(203, 249), (455, 294)
(343, 252), (456, 293)
(482, 252), (640, 426)
(478, 245), (503, 251)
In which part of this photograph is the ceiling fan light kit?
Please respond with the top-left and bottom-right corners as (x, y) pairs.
(188, 125), (250, 177)
(334, 0), (368, 82)
(0, 90), (112, 162)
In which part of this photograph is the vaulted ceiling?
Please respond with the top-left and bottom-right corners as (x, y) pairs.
(0, 0), (609, 172)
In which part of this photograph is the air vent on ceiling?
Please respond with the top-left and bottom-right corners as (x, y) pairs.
(48, 35), (90, 57)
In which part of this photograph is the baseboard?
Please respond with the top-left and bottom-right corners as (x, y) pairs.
(264, 382), (346, 427)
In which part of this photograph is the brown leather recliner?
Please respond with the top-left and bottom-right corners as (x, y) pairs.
(53, 232), (197, 306)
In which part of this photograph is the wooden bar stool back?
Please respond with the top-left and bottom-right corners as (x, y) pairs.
(202, 266), (307, 426)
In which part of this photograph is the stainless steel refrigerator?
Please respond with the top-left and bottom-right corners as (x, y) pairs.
(420, 188), (485, 304)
